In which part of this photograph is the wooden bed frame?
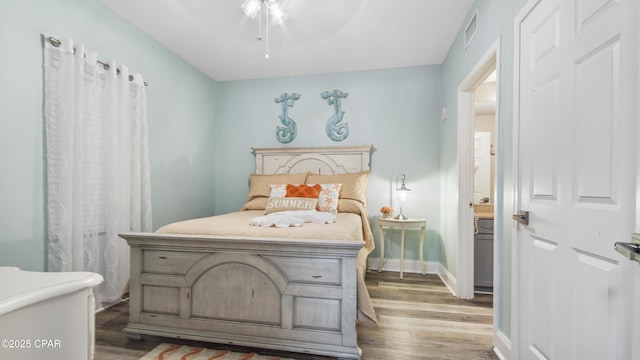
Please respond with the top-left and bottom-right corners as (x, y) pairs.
(121, 145), (373, 360)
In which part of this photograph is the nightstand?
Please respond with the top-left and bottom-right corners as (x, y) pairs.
(377, 217), (426, 279)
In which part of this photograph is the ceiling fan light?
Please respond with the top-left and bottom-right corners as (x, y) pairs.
(242, 0), (290, 58)
(270, 7), (287, 25)
(241, 0), (261, 19)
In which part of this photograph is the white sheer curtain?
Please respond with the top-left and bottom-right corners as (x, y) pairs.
(43, 34), (152, 309)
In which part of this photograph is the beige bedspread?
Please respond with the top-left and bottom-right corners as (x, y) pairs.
(157, 210), (363, 241)
(156, 209), (377, 327)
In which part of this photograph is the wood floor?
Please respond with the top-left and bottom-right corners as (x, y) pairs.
(94, 271), (497, 360)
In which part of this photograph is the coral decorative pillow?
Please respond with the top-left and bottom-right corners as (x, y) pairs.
(286, 184), (322, 198)
(310, 183), (342, 214)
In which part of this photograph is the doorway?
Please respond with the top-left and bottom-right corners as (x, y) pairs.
(456, 39), (500, 301)
(473, 74), (496, 294)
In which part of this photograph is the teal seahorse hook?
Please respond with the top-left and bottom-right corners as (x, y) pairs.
(321, 89), (349, 142)
(274, 92), (301, 143)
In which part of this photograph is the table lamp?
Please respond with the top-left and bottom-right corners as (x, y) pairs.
(395, 174), (411, 220)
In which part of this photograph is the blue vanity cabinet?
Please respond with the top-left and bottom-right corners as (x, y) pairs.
(474, 218), (494, 292)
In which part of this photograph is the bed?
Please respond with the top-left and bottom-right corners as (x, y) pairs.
(120, 145), (376, 360)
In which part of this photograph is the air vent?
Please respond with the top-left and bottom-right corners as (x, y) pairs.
(464, 9), (478, 49)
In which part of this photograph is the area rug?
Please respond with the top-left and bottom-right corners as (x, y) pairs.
(139, 343), (296, 360)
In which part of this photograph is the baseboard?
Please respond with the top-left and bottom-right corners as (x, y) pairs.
(367, 258), (458, 297)
(95, 297), (126, 313)
(436, 262), (458, 296)
(493, 328), (512, 360)
(367, 258), (439, 275)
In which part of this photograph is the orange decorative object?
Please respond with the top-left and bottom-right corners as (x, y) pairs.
(285, 184), (322, 198)
(380, 206), (393, 214)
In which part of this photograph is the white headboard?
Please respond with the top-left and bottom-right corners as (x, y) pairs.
(252, 145), (373, 175)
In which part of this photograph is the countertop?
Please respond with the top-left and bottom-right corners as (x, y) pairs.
(473, 204), (494, 219)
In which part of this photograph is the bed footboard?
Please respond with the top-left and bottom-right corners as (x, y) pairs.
(120, 232), (363, 360)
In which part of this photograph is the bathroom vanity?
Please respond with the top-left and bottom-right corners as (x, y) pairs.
(473, 206), (494, 293)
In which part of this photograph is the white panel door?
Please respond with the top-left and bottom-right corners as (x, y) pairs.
(515, 0), (638, 359)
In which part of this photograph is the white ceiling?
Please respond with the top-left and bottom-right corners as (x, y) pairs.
(98, 0), (475, 82)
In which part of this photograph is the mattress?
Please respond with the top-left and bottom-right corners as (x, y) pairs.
(157, 210), (364, 241)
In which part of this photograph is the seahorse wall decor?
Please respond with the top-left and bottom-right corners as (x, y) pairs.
(274, 92), (301, 143)
(321, 89), (349, 142)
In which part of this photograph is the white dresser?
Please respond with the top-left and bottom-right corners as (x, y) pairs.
(0, 267), (103, 360)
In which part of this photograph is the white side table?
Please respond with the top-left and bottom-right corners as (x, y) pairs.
(377, 217), (426, 279)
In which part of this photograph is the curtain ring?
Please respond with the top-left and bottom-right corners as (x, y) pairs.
(129, 75), (134, 81)
(48, 36), (61, 47)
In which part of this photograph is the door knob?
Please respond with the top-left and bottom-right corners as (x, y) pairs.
(614, 234), (640, 263)
(512, 210), (529, 225)
(615, 242), (640, 253)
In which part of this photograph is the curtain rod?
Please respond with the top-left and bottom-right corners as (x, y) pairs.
(47, 36), (148, 87)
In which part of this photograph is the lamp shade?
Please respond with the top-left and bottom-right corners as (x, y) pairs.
(397, 187), (410, 202)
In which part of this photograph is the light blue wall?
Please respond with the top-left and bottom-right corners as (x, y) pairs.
(213, 66), (443, 262)
(440, 0), (529, 341)
(0, 0), (218, 271)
